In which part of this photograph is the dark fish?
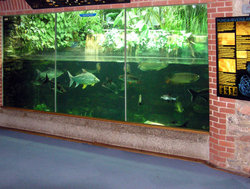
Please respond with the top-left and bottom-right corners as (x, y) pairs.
(43, 74), (66, 93)
(188, 88), (209, 102)
(102, 77), (119, 94)
(119, 74), (140, 84)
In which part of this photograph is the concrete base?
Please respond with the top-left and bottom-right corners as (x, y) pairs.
(0, 108), (209, 161)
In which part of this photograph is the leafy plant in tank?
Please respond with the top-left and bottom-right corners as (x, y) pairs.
(34, 103), (50, 112)
(5, 11), (104, 56)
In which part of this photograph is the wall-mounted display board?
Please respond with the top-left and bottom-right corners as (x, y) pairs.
(216, 16), (250, 101)
(25, 0), (130, 9)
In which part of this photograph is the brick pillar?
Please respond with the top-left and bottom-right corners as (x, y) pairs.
(0, 16), (2, 107)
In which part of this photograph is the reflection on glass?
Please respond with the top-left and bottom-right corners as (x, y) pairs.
(3, 4), (209, 131)
(56, 10), (125, 121)
(126, 5), (209, 131)
(3, 14), (55, 112)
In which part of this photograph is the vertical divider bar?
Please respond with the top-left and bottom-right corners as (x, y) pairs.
(54, 13), (57, 113)
(124, 9), (127, 121)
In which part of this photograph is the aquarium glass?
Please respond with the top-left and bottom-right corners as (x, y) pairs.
(3, 14), (56, 112)
(126, 5), (209, 130)
(3, 4), (209, 131)
(56, 10), (125, 120)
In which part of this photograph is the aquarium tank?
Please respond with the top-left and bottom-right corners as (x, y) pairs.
(3, 4), (209, 131)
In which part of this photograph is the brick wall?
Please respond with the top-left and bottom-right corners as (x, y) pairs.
(0, 0), (249, 175)
(0, 16), (2, 107)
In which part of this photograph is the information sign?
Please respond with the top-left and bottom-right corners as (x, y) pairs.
(216, 16), (250, 100)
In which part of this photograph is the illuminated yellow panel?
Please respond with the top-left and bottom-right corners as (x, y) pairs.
(218, 33), (235, 46)
(237, 51), (247, 58)
(236, 21), (250, 35)
(219, 59), (236, 73)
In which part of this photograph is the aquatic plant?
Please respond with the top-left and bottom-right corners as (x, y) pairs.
(34, 104), (50, 112)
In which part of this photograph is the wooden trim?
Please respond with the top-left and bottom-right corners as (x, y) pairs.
(1, 106), (209, 135)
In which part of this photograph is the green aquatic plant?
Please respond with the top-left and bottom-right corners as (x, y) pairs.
(34, 104), (50, 112)
(4, 10), (105, 56)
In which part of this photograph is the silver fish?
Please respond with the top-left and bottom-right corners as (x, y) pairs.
(36, 68), (63, 80)
(68, 69), (100, 89)
(161, 94), (177, 101)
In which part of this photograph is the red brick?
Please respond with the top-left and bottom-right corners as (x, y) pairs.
(210, 94), (218, 100)
(220, 107), (235, 114)
(213, 154), (226, 163)
(168, 0), (182, 5)
(208, 50), (216, 56)
(210, 105), (218, 111)
(152, 1), (168, 6)
(213, 122), (226, 130)
(210, 137), (218, 144)
(210, 115), (219, 123)
(226, 136), (235, 142)
(213, 100), (226, 107)
(217, 7), (233, 12)
(183, 0), (199, 4)
(227, 103), (235, 109)
(220, 97), (235, 103)
(211, 13), (225, 18)
(227, 148), (235, 154)
(220, 129), (226, 135)
(213, 112), (226, 119)
(219, 118), (226, 124)
(225, 2), (233, 7)
(207, 8), (216, 13)
(225, 13), (233, 17)
(210, 147), (219, 154)
(219, 151), (234, 159)
(210, 126), (219, 134)
(219, 141), (234, 148)
(138, 2), (153, 7)
(111, 4), (125, 9)
(210, 2), (225, 8)
(209, 83), (216, 90)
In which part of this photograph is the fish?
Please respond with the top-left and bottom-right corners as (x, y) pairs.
(161, 94), (177, 101)
(138, 62), (168, 71)
(68, 69), (100, 89)
(36, 68), (63, 81)
(96, 63), (101, 73)
(138, 94), (142, 105)
(175, 101), (184, 113)
(166, 72), (200, 84)
(119, 74), (140, 84)
(43, 74), (66, 93)
(144, 120), (165, 126)
(187, 88), (209, 102)
(102, 77), (119, 94)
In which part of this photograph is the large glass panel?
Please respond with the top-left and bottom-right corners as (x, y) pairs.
(3, 14), (55, 112)
(56, 10), (125, 121)
(126, 5), (209, 131)
(3, 5), (209, 131)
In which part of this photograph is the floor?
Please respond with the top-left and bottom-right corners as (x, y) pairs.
(0, 128), (249, 189)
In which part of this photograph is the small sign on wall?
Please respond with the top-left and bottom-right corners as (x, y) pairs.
(216, 16), (250, 101)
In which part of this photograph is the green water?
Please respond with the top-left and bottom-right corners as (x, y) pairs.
(3, 58), (209, 131)
(3, 4), (209, 131)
